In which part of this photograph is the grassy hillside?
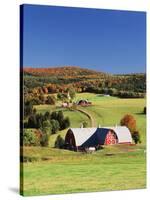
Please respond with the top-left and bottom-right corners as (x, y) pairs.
(34, 93), (146, 146)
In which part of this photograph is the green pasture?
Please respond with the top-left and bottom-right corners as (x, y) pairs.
(21, 145), (146, 196)
(34, 93), (146, 145)
(22, 93), (146, 195)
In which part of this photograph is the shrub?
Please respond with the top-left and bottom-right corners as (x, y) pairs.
(55, 135), (65, 149)
(23, 129), (40, 146)
(40, 132), (49, 147)
(132, 131), (141, 144)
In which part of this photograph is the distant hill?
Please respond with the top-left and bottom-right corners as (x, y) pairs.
(23, 66), (108, 78)
(23, 66), (146, 97)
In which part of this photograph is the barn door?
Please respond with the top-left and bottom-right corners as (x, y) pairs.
(105, 131), (117, 145)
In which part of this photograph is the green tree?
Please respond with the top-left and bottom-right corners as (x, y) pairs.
(40, 120), (51, 147)
(27, 115), (37, 128)
(35, 113), (43, 128)
(55, 135), (65, 149)
(44, 111), (51, 121)
(23, 129), (40, 146)
(63, 117), (70, 129)
(40, 132), (49, 147)
(50, 119), (60, 134)
(42, 120), (52, 135)
(51, 111), (58, 120)
(57, 111), (64, 129)
(24, 101), (33, 117)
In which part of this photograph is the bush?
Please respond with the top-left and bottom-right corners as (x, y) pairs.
(55, 135), (65, 149)
(40, 132), (49, 147)
(132, 131), (141, 144)
(23, 129), (40, 146)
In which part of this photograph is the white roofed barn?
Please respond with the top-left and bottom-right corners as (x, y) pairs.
(65, 126), (132, 151)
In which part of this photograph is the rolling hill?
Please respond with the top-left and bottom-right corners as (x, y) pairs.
(23, 66), (109, 78)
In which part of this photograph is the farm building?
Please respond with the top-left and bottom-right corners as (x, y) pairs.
(65, 126), (132, 151)
(77, 99), (92, 106)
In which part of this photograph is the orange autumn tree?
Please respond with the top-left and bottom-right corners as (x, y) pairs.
(120, 114), (136, 134)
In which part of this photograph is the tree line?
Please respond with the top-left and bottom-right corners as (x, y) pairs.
(24, 72), (146, 99)
(22, 107), (70, 147)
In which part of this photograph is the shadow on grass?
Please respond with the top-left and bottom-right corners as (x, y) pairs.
(135, 112), (145, 115)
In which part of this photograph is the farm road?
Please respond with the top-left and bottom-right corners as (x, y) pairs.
(76, 107), (96, 127)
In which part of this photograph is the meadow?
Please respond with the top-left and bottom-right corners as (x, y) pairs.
(21, 93), (146, 196)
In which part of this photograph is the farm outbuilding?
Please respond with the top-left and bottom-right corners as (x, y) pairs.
(65, 126), (132, 151)
(77, 99), (92, 106)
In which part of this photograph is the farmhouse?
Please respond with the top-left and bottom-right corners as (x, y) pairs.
(65, 126), (132, 151)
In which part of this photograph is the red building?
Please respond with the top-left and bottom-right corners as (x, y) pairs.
(65, 126), (132, 151)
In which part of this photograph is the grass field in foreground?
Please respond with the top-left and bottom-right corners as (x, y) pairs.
(22, 93), (146, 195)
(21, 145), (146, 196)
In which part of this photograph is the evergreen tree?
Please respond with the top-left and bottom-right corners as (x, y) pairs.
(55, 135), (65, 149)
(50, 119), (60, 134)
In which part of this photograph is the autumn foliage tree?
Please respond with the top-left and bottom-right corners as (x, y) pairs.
(120, 114), (141, 144)
(120, 114), (136, 133)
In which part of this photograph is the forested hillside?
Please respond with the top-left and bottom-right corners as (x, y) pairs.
(23, 66), (146, 99)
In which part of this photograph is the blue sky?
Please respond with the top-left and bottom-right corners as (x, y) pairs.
(22, 4), (146, 74)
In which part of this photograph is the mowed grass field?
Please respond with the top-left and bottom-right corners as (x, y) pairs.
(22, 93), (146, 196)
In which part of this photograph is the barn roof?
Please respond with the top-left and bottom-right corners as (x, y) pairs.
(68, 126), (132, 147)
(81, 128), (109, 147)
(69, 128), (97, 146)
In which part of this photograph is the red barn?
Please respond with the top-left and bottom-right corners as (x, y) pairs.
(65, 126), (132, 151)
